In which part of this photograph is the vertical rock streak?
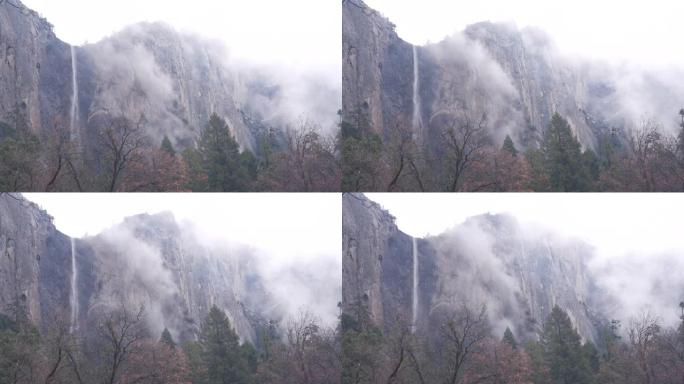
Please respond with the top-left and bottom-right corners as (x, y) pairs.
(412, 46), (423, 143)
(70, 46), (80, 144)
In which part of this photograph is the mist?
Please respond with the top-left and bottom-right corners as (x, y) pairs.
(423, 30), (523, 145)
(21, 0), (341, 149)
(81, 22), (340, 151)
(430, 216), (526, 337)
(24, 194), (341, 338)
(369, 193), (684, 337)
(364, 0), (684, 67)
(182, 219), (342, 328)
(366, 0), (684, 144)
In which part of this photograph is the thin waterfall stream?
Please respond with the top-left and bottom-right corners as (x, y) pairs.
(69, 238), (79, 334)
(412, 237), (419, 332)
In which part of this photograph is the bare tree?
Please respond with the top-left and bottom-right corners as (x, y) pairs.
(438, 304), (490, 384)
(98, 115), (149, 192)
(41, 117), (87, 192)
(384, 120), (426, 192)
(258, 311), (340, 384)
(38, 312), (85, 384)
(433, 112), (490, 192)
(96, 305), (147, 384)
(260, 121), (341, 192)
(628, 310), (661, 384)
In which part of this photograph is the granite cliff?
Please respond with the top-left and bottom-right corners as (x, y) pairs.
(0, 194), (275, 344)
(342, 194), (605, 342)
(343, 0), (681, 151)
(1, 0), (338, 159)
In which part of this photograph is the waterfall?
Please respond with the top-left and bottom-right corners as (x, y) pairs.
(412, 45), (423, 142)
(412, 237), (419, 332)
(69, 45), (80, 144)
(69, 238), (79, 334)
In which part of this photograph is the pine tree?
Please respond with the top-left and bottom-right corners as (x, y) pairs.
(503, 326), (518, 349)
(161, 135), (176, 156)
(198, 114), (249, 192)
(582, 342), (600, 375)
(678, 109), (684, 157)
(160, 327), (176, 349)
(199, 306), (251, 384)
(678, 302), (684, 344)
(540, 306), (594, 384)
(502, 135), (518, 157)
(542, 113), (587, 192)
(581, 149), (600, 186)
(182, 147), (208, 191)
(525, 340), (552, 384)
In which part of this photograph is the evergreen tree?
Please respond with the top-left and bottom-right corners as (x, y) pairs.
(198, 306), (251, 384)
(239, 150), (259, 188)
(582, 342), (600, 375)
(197, 114), (250, 192)
(502, 135), (518, 157)
(160, 327), (176, 349)
(161, 135), (176, 156)
(678, 109), (684, 157)
(182, 146), (210, 191)
(525, 148), (550, 192)
(240, 342), (259, 375)
(0, 312), (40, 384)
(0, 121), (41, 191)
(678, 302), (684, 345)
(581, 149), (600, 186)
(340, 111), (384, 192)
(541, 113), (587, 192)
(540, 306), (594, 384)
(525, 340), (552, 384)
(503, 326), (518, 349)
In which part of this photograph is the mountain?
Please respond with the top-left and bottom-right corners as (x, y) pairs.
(0, 1), (338, 157)
(342, 194), (605, 342)
(342, 0), (683, 151)
(0, 194), (276, 344)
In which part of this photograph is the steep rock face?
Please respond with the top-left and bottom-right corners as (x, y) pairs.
(0, 194), (71, 329)
(79, 213), (260, 343)
(460, 22), (596, 147)
(0, 1), (71, 137)
(342, 0), (623, 150)
(343, 194), (602, 342)
(0, 195), (269, 343)
(428, 214), (599, 341)
(343, 193), (410, 328)
(343, 0), (413, 141)
(77, 22), (256, 151)
(0, 0), (307, 154)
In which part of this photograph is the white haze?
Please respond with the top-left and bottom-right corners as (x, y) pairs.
(23, 193), (341, 326)
(364, 0), (684, 68)
(21, 0), (342, 133)
(365, 0), (684, 138)
(369, 193), (684, 326)
(21, 0), (339, 74)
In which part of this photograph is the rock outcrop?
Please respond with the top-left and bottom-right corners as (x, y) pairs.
(0, 194), (71, 329)
(342, 0), (675, 151)
(343, 193), (603, 342)
(1, 0), (337, 157)
(0, 194), (273, 344)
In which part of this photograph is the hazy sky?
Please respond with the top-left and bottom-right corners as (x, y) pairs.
(24, 193), (341, 263)
(21, 0), (340, 74)
(364, 0), (684, 67)
(368, 193), (684, 260)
